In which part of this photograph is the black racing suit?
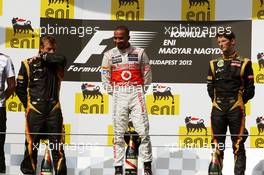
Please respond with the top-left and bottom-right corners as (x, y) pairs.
(207, 52), (255, 175)
(16, 53), (67, 175)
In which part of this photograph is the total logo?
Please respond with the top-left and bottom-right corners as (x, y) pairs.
(146, 84), (180, 116)
(6, 94), (25, 112)
(5, 17), (39, 49)
(178, 116), (211, 148)
(252, 0), (264, 19)
(252, 52), (264, 83)
(250, 116), (264, 148)
(75, 83), (108, 114)
(181, 0), (215, 21)
(111, 0), (144, 20)
(41, 0), (74, 19)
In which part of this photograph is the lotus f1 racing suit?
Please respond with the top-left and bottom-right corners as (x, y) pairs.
(101, 46), (153, 166)
(207, 52), (255, 175)
(16, 53), (67, 175)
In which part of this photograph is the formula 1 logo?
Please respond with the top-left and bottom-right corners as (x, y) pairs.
(74, 31), (113, 64)
(73, 30), (156, 64)
(75, 83), (108, 114)
(185, 116), (208, 135)
(189, 0), (210, 9)
(41, 0), (74, 19)
(5, 17), (39, 49)
(182, 0), (215, 21)
(112, 0), (144, 20)
(12, 18), (34, 37)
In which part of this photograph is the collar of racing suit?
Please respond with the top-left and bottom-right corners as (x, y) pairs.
(222, 51), (238, 60)
(116, 44), (131, 53)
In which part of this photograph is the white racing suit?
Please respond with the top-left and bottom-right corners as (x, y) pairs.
(101, 46), (152, 166)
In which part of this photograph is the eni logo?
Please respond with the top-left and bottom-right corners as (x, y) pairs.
(49, 0), (70, 7)
(5, 17), (39, 49)
(252, 54), (264, 84)
(146, 84), (180, 115)
(189, 0), (210, 9)
(119, 0), (139, 9)
(179, 117), (211, 148)
(41, 0), (74, 19)
(111, 0), (144, 20)
(75, 83), (108, 114)
(182, 0), (215, 21)
(185, 116), (208, 135)
(6, 94), (25, 112)
(250, 116), (264, 148)
(12, 18), (34, 37)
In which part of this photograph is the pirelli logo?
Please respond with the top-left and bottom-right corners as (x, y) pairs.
(181, 0), (215, 21)
(41, 0), (74, 19)
(111, 0), (144, 20)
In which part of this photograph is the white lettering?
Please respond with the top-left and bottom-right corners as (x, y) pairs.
(74, 31), (113, 63)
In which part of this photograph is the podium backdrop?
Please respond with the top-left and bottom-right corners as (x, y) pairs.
(0, 0), (264, 174)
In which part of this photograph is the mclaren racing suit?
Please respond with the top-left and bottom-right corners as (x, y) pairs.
(16, 53), (67, 175)
(101, 46), (153, 166)
(207, 52), (255, 175)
